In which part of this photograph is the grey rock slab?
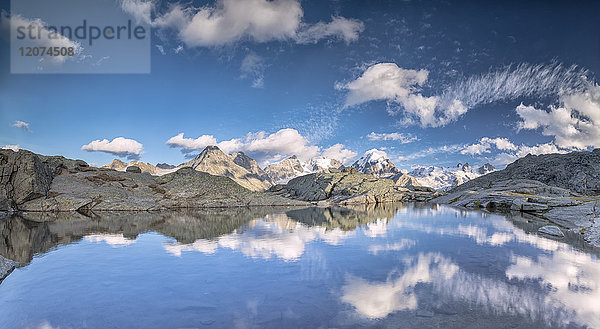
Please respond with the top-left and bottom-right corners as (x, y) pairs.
(0, 255), (19, 282)
(521, 202), (549, 212)
(451, 149), (600, 194)
(546, 198), (581, 207)
(538, 225), (565, 237)
(544, 202), (596, 230)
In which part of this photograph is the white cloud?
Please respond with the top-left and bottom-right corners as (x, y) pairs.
(2, 145), (20, 152)
(340, 62), (589, 128)
(515, 142), (564, 157)
(492, 137), (519, 151)
(321, 143), (357, 165)
(442, 62), (588, 110)
(516, 84), (600, 150)
(396, 137), (562, 166)
(179, 0), (302, 47)
(367, 132), (418, 143)
(461, 137), (517, 155)
(460, 142), (489, 156)
(12, 120), (30, 131)
(167, 128), (355, 165)
(152, 4), (189, 30)
(1, 13), (83, 64)
(295, 16), (364, 44)
(166, 133), (218, 153)
(153, 0), (363, 48)
(339, 63), (429, 107)
(240, 129), (320, 162)
(400, 144), (465, 161)
(240, 52), (264, 88)
(337, 63), (467, 127)
(81, 137), (144, 160)
(119, 0), (152, 25)
(494, 142), (566, 165)
(460, 136), (565, 165)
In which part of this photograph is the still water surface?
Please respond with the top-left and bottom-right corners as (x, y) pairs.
(0, 204), (599, 329)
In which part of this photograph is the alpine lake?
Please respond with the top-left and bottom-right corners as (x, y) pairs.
(0, 203), (598, 329)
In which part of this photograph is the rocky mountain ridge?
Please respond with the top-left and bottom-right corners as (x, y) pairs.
(1, 149), (430, 213)
(182, 146), (273, 192)
(269, 169), (436, 205)
(100, 159), (177, 176)
(101, 147), (346, 190)
(454, 149), (600, 193)
(99, 146), (498, 192)
(0, 149), (307, 213)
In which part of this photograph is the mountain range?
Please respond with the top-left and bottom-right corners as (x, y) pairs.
(182, 146), (272, 191)
(100, 159), (177, 176)
(100, 146), (496, 191)
(264, 156), (343, 184)
(408, 162), (496, 191)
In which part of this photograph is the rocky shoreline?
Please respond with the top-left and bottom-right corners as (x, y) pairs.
(3, 148), (600, 248)
(432, 182), (600, 247)
(430, 150), (600, 248)
(0, 149), (435, 215)
(0, 205), (402, 282)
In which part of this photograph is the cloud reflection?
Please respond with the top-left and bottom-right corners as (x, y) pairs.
(368, 239), (416, 255)
(506, 251), (600, 328)
(341, 253), (458, 318)
(342, 204), (600, 328)
(162, 213), (356, 261)
(84, 234), (137, 247)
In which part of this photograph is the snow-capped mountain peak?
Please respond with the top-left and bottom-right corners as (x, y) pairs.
(303, 156), (342, 173)
(264, 156), (343, 184)
(351, 149), (400, 177)
(408, 162), (497, 190)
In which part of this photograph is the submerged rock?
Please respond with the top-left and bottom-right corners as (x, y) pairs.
(538, 225), (565, 237)
(0, 255), (19, 283)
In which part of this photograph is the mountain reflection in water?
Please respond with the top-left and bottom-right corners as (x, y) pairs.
(0, 203), (598, 329)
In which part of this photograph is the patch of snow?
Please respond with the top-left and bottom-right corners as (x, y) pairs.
(409, 163), (495, 190)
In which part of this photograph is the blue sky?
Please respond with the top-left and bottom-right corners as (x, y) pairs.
(1, 0), (599, 169)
